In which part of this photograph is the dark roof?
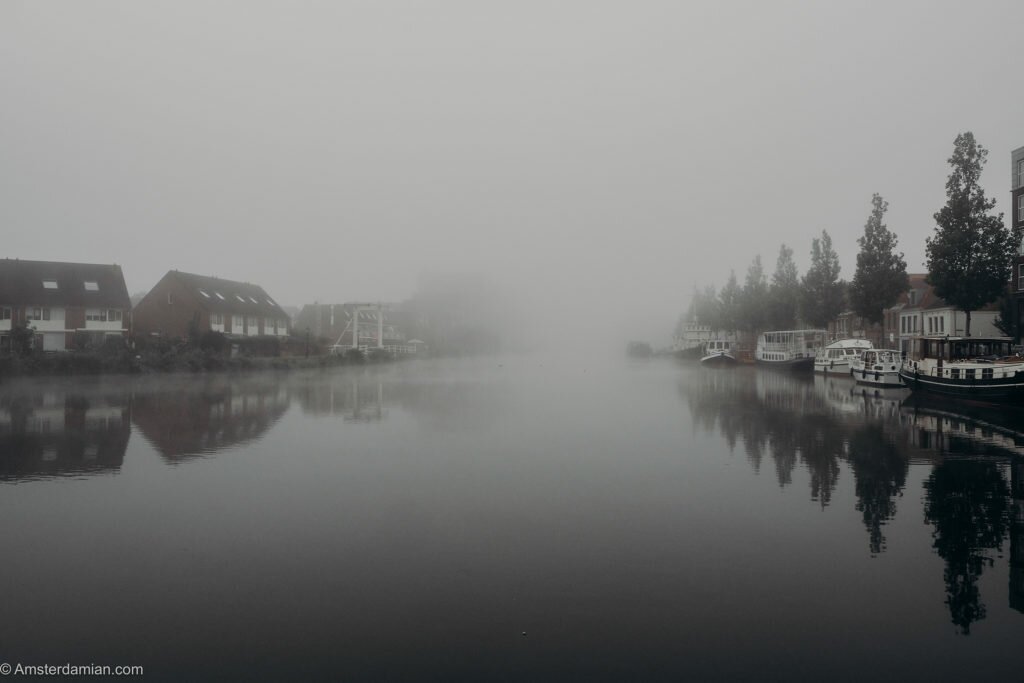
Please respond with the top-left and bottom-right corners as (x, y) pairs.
(0, 258), (131, 309)
(168, 271), (288, 318)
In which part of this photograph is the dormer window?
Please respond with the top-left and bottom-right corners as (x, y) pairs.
(42, 279), (58, 289)
(908, 290), (918, 306)
(84, 281), (99, 291)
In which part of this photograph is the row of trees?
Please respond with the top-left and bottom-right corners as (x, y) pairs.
(682, 132), (1022, 338)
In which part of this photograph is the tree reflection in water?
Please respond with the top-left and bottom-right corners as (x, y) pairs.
(681, 365), (1024, 633)
(924, 459), (1010, 634)
(846, 424), (908, 556)
(682, 368), (849, 508)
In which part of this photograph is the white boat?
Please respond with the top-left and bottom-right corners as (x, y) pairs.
(899, 336), (1024, 402)
(755, 329), (826, 371)
(700, 339), (737, 367)
(851, 348), (904, 387)
(814, 338), (873, 374)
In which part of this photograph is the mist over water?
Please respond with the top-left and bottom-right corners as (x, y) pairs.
(3, 357), (1024, 680)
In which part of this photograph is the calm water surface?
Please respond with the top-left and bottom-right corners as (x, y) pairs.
(3, 356), (1024, 681)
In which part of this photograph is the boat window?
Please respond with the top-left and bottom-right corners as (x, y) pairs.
(965, 369), (976, 380)
(982, 368), (993, 380)
(950, 368), (960, 379)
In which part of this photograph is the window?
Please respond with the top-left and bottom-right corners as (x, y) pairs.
(210, 312), (224, 326)
(108, 309), (122, 322)
(908, 290), (917, 306)
(84, 281), (99, 291)
(236, 295), (246, 303)
(85, 309), (106, 322)
(940, 317), (944, 333)
(951, 368), (960, 379)
(266, 298), (275, 306)
(199, 289), (210, 298)
(928, 318), (933, 334)
(42, 279), (58, 289)
(982, 368), (993, 380)
(1019, 193), (1024, 222)
(249, 297), (259, 304)
(215, 292), (225, 300)
(247, 316), (257, 329)
(1018, 159), (1024, 189)
(0, 307), (11, 320)
(232, 315), (243, 330)
(1019, 264), (1024, 292)
(265, 317), (275, 332)
(27, 307), (50, 321)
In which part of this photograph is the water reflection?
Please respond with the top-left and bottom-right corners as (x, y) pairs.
(0, 387), (130, 480)
(131, 378), (291, 462)
(293, 374), (387, 422)
(681, 365), (1024, 633)
(682, 369), (866, 507)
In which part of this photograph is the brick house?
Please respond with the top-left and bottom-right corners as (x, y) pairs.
(132, 271), (290, 340)
(0, 258), (131, 352)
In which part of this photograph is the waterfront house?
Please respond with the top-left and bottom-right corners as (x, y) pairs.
(883, 274), (999, 356)
(132, 271), (290, 340)
(0, 258), (131, 352)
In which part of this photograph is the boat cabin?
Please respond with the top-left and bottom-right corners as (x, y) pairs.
(911, 336), (1016, 362)
(705, 340), (733, 353)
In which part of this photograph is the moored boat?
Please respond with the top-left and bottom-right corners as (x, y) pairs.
(814, 338), (873, 374)
(755, 329), (826, 371)
(700, 339), (737, 367)
(851, 348), (904, 387)
(899, 336), (1024, 402)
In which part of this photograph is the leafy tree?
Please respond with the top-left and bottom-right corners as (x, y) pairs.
(800, 230), (844, 328)
(718, 271), (741, 334)
(994, 285), (1018, 339)
(926, 132), (1023, 336)
(739, 255), (768, 333)
(850, 194), (909, 324)
(768, 244), (799, 329)
(694, 284), (721, 331)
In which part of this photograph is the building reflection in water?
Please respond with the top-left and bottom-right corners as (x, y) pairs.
(0, 387), (131, 481)
(681, 364), (1024, 634)
(293, 374), (387, 422)
(292, 368), (508, 432)
(131, 378), (290, 462)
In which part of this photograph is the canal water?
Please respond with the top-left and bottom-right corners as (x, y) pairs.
(3, 356), (1024, 681)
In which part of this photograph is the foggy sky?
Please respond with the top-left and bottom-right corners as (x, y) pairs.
(2, 1), (1023, 345)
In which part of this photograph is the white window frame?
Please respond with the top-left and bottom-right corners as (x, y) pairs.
(42, 280), (58, 290)
(84, 281), (99, 291)
(0, 306), (11, 321)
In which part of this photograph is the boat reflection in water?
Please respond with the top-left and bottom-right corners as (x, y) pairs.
(682, 365), (1024, 633)
(131, 377), (291, 462)
(0, 384), (131, 481)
